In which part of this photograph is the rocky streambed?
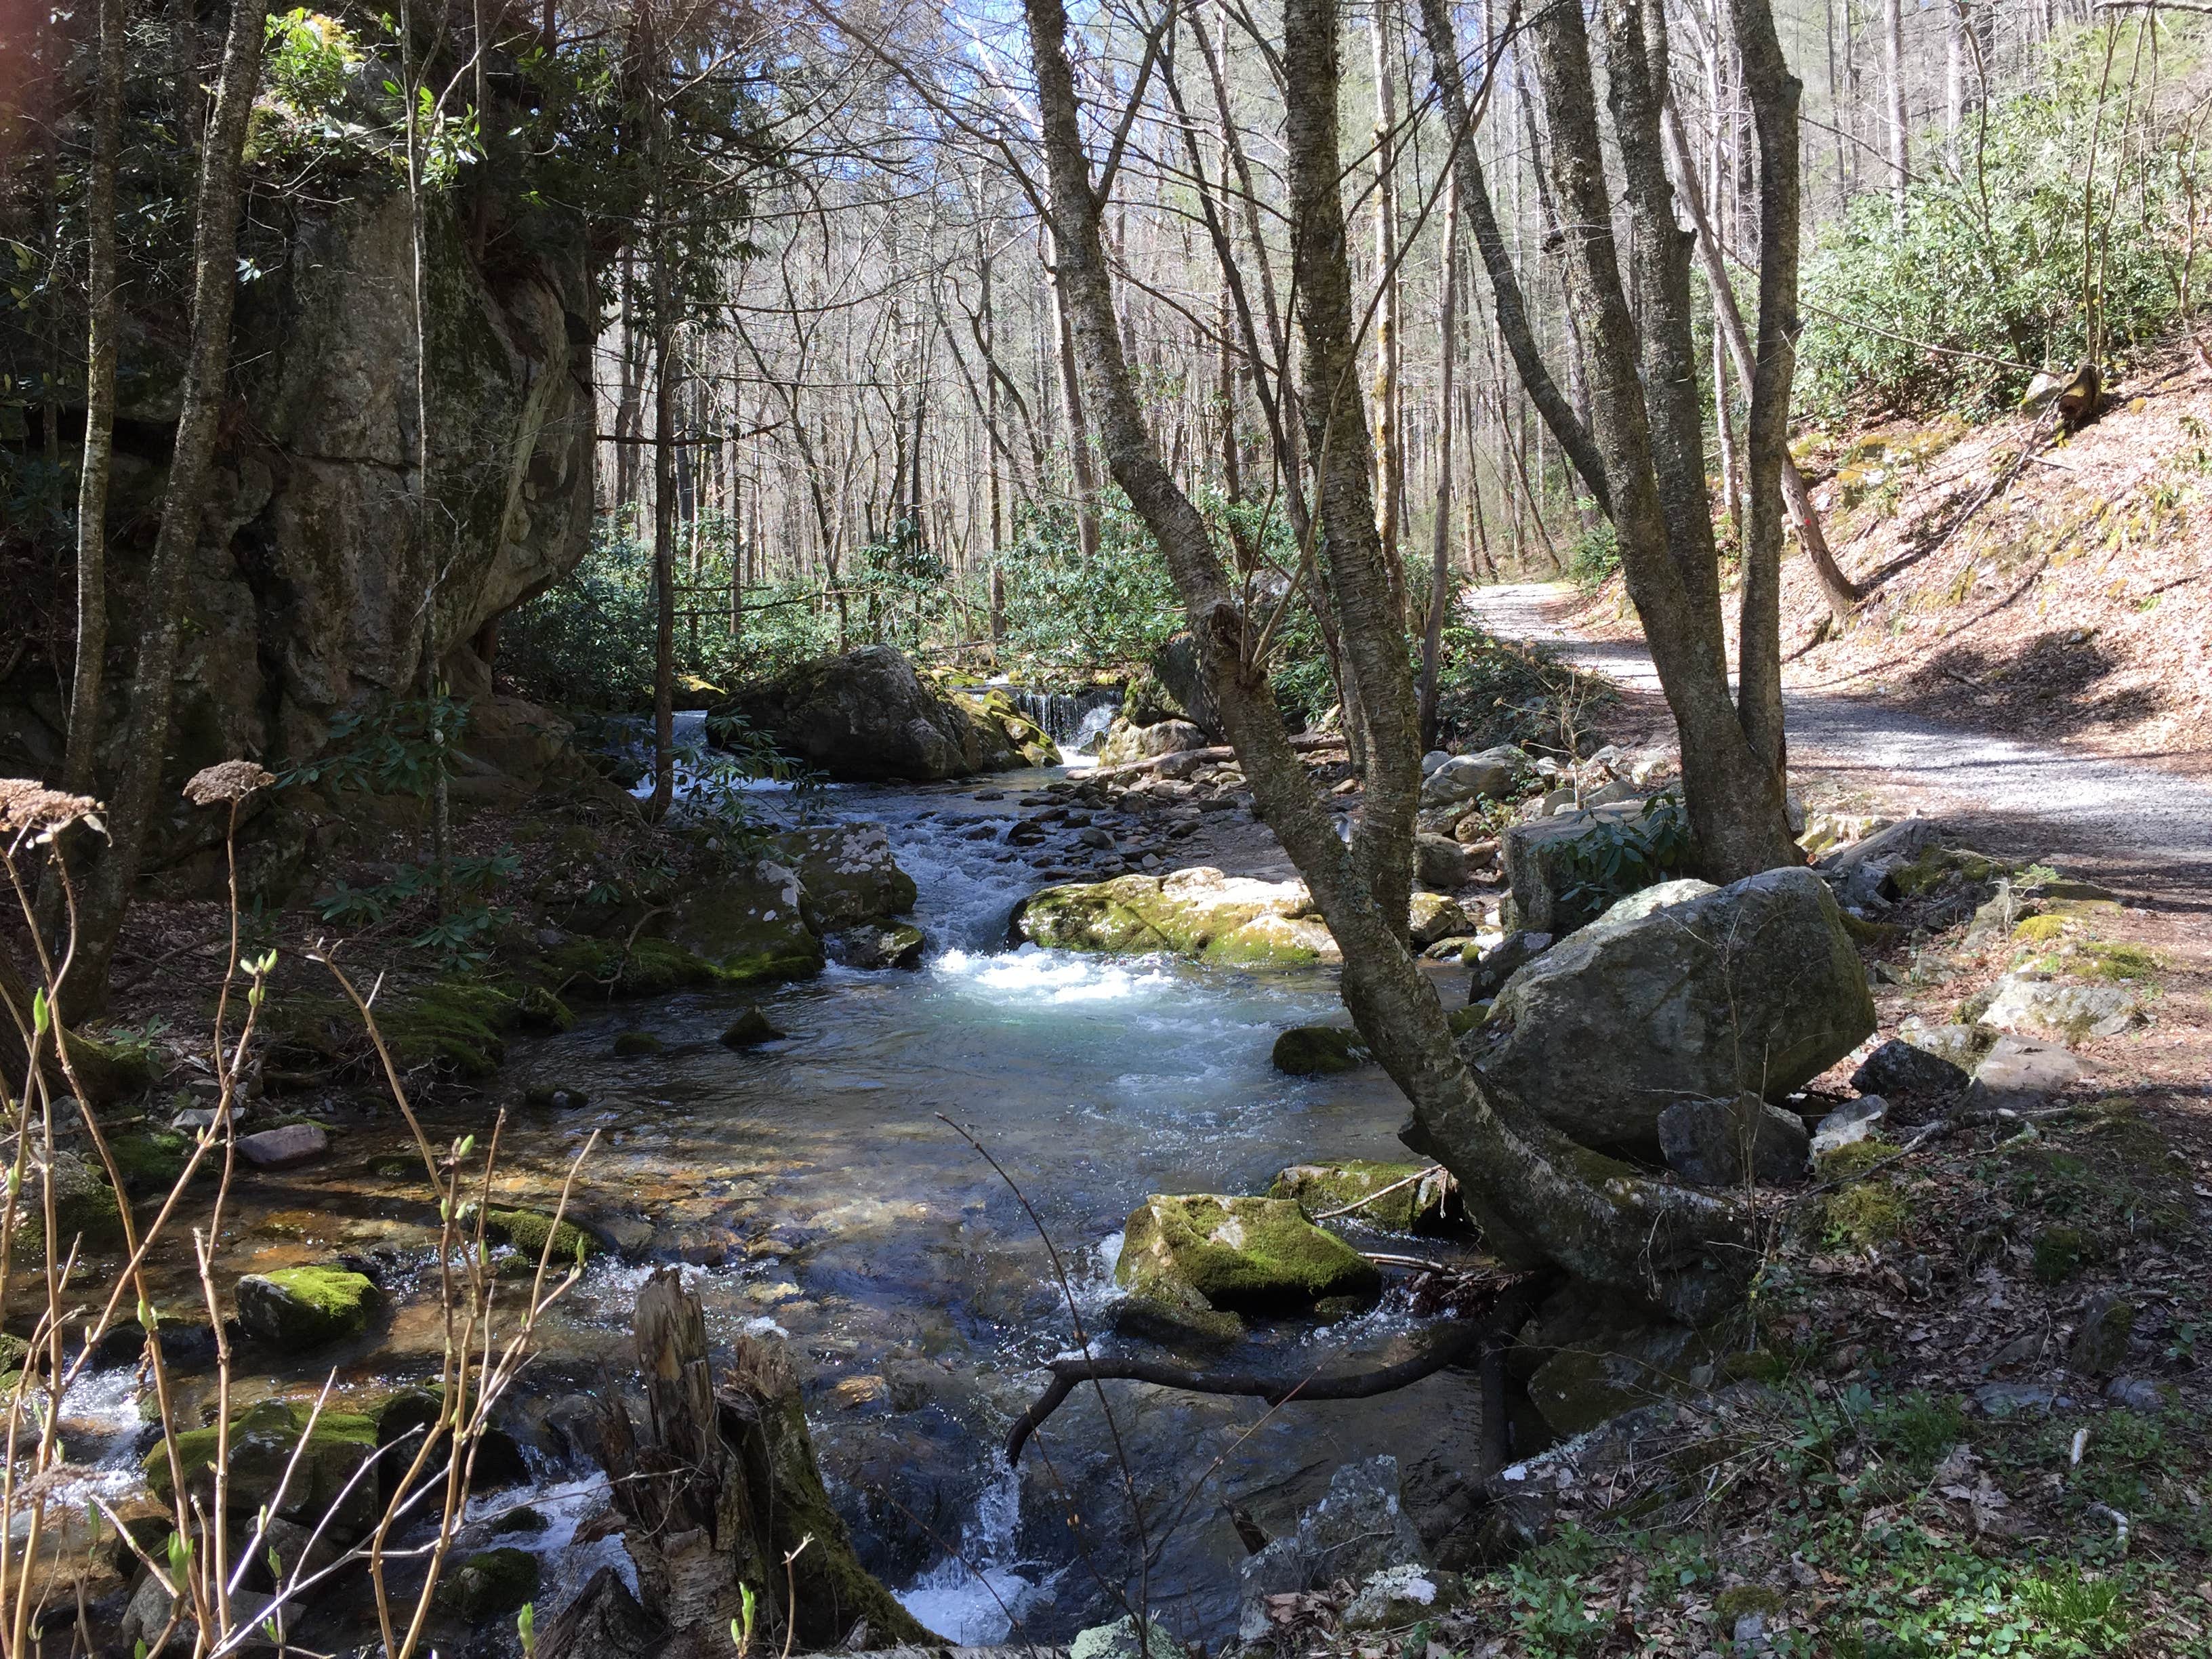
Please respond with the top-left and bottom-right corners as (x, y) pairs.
(28, 762), (1503, 1652)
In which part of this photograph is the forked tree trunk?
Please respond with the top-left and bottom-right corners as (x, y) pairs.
(64, 0), (271, 1019)
(1519, 0), (1799, 879)
(1019, 0), (1749, 1323)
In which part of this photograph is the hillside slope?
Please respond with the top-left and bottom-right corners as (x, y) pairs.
(1572, 339), (2212, 776)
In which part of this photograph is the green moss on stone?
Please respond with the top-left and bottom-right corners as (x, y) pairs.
(104, 1130), (201, 1197)
(1271, 1026), (1367, 1076)
(485, 1207), (596, 1265)
(146, 1397), (381, 1534)
(17, 1153), (125, 1261)
(1823, 1183), (1908, 1249)
(235, 1266), (380, 1347)
(2032, 1225), (2092, 1284)
(1115, 1194), (1380, 1313)
(438, 1547), (540, 1620)
(1269, 1160), (1451, 1232)
(513, 984), (576, 1031)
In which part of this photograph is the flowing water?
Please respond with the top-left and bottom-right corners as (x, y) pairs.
(45, 749), (1490, 1645)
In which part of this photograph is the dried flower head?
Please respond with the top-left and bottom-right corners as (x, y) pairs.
(182, 760), (276, 807)
(0, 779), (104, 846)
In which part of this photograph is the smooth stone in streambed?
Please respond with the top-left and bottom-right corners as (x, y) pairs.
(610, 1030), (663, 1058)
(1271, 1025), (1367, 1077)
(720, 1008), (787, 1048)
(234, 1265), (379, 1347)
(238, 1123), (328, 1168)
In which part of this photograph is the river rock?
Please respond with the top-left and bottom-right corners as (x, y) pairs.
(1657, 1092), (1809, 1187)
(720, 1008), (785, 1048)
(1851, 1037), (1971, 1100)
(828, 921), (926, 970)
(234, 1266), (380, 1347)
(1272, 1026), (1368, 1076)
(238, 1123), (329, 1168)
(1069, 1616), (1184, 1659)
(771, 821), (918, 928)
(1420, 745), (1525, 807)
(1269, 1160), (1454, 1233)
(438, 1547), (540, 1620)
(1408, 891), (1472, 946)
(718, 645), (1019, 781)
(1468, 867), (1875, 1151)
(144, 1397), (382, 1537)
(1416, 833), (1468, 889)
(1013, 868), (1340, 966)
(1098, 717), (1208, 766)
(1115, 1195), (1380, 1313)
(1811, 1095), (1888, 1157)
(1980, 975), (2141, 1043)
(1237, 1457), (1427, 1640)
(662, 859), (824, 984)
(1465, 929), (1551, 1002)
(1586, 877), (1719, 931)
(21, 1151), (123, 1260)
(1502, 800), (1647, 933)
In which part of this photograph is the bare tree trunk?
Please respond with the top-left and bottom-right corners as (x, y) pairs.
(66, 0), (271, 1017)
(62, 0), (123, 796)
(1019, 0), (1750, 1323)
(1883, 0), (1908, 213)
(1047, 249), (1103, 558)
(1415, 0), (1612, 516)
(648, 61), (677, 821)
(1418, 168), (1462, 748)
(1370, 0), (1404, 571)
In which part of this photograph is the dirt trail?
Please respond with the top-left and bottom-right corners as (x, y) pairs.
(1469, 582), (2212, 903)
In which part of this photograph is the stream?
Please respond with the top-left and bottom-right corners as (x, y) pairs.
(43, 751), (1493, 1648)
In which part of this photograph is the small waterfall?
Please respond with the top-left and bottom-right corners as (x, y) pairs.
(1008, 686), (1121, 747)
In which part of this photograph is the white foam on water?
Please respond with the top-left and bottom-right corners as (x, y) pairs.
(937, 945), (1170, 1004)
(895, 1456), (1053, 1645)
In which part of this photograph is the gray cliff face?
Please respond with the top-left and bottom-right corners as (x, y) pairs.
(4, 189), (595, 815)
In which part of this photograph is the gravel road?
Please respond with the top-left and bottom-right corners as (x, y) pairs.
(1469, 583), (2212, 899)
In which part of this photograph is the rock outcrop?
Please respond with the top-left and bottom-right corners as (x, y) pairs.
(1465, 867), (1876, 1151)
(718, 647), (1026, 781)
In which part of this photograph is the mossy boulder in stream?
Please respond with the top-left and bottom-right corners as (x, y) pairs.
(144, 1397), (382, 1538)
(770, 821), (918, 928)
(1272, 1026), (1368, 1076)
(1115, 1195), (1380, 1313)
(234, 1266), (380, 1347)
(542, 935), (725, 998)
(18, 1151), (124, 1260)
(483, 1206), (597, 1267)
(1270, 1161), (1455, 1233)
(1015, 868), (1340, 966)
(659, 861), (825, 985)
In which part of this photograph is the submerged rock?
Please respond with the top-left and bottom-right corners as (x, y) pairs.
(1115, 1194), (1380, 1313)
(1013, 867), (1339, 966)
(718, 644), (1021, 781)
(1271, 1026), (1368, 1076)
(609, 1030), (663, 1058)
(484, 1207), (597, 1266)
(1469, 867), (1875, 1151)
(234, 1265), (379, 1347)
(1269, 1160), (1454, 1233)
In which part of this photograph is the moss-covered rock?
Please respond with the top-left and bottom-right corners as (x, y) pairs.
(1115, 1195), (1380, 1313)
(438, 1547), (539, 1620)
(484, 1207), (596, 1265)
(17, 1151), (125, 1260)
(234, 1266), (380, 1347)
(1408, 891), (1472, 946)
(543, 935), (726, 998)
(1014, 868), (1338, 965)
(770, 822), (918, 929)
(104, 1129), (211, 1197)
(1271, 1026), (1368, 1076)
(720, 1007), (785, 1048)
(144, 1397), (382, 1538)
(609, 1029), (663, 1058)
(659, 862), (825, 985)
(512, 984), (575, 1031)
(1269, 1161), (1454, 1233)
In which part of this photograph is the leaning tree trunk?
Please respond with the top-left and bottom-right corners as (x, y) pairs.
(1019, 0), (1750, 1324)
(64, 0), (271, 1019)
(596, 1269), (934, 1653)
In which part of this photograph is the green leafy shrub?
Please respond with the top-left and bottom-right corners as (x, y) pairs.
(1801, 22), (2194, 417)
(1565, 517), (1619, 592)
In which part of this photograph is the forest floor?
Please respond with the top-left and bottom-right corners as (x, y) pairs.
(1391, 582), (2212, 1657)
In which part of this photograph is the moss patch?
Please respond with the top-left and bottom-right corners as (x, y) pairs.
(17, 1152), (125, 1261)
(146, 1397), (381, 1534)
(484, 1207), (596, 1266)
(234, 1266), (380, 1347)
(1115, 1193), (1381, 1313)
(1271, 1025), (1368, 1076)
(1824, 1183), (1908, 1249)
(438, 1547), (540, 1620)
(1269, 1160), (1452, 1232)
(543, 937), (725, 998)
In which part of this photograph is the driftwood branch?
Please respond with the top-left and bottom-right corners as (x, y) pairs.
(1005, 1273), (1551, 1466)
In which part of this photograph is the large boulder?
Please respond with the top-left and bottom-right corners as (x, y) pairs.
(1115, 1194), (1381, 1313)
(769, 822), (917, 929)
(1420, 745), (1525, 808)
(144, 1397), (382, 1538)
(1502, 801), (1648, 933)
(1467, 867), (1876, 1151)
(661, 861), (825, 984)
(718, 646), (1017, 781)
(1012, 868), (1340, 966)
(1097, 716), (1208, 766)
